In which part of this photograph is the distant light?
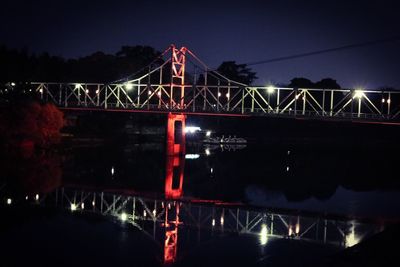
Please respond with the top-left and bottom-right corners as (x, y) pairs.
(6, 198), (12, 205)
(206, 131), (211, 137)
(382, 98), (385, 103)
(212, 218), (216, 227)
(184, 126), (201, 133)
(111, 166), (115, 175)
(220, 216), (224, 226)
(11, 82), (16, 86)
(286, 166), (289, 172)
(288, 226), (293, 236)
(125, 83), (134, 90)
(168, 203), (171, 209)
(29, 89), (32, 92)
(185, 154), (200, 159)
(287, 150), (290, 155)
(85, 89), (89, 94)
(153, 209), (156, 216)
(226, 93), (230, 99)
(92, 201), (95, 206)
(148, 90), (152, 95)
(267, 86), (275, 94)
(205, 148), (210, 156)
(354, 90), (364, 99)
(157, 91), (161, 96)
(95, 89), (99, 94)
(35, 194), (39, 200)
(71, 203), (77, 211)
(120, 212), (128, 222)
(81, 203), (85, 209)
(260, 224), (268, 245)
(39, 88), (43, 93)
(387, 99), (391, 104)
(218, 92), (221, 97)
(25, 196), (28, 200)
(210, 167), (213, 174)
(75, 83), (81, 89)
(289, 108), (292, 111)
(144, 210), (147, 217)
(295, 95), (299, 100)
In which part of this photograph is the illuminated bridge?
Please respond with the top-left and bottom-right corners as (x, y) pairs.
(30, 45), (400, 121)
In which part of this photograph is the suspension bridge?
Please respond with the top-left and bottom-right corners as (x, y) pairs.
(30, 44), (400, 121)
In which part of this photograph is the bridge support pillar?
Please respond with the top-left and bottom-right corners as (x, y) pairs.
(166, 113), (186, 156)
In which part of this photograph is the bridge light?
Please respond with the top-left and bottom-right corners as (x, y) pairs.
(39, 88), (43, 93)
(206, 131), (211, 137)
(75, 83), (81, 89)
(157, 91), (161, 97)
(354, 90), (364, 99)
(218, 92), (221, 97)
(11, 82), (16, 86)
(111, 166), (115, 175)
(125, 83), (134, 90)
(92, 201), (95, 206)
(295, 223), (300, 234)
(212, 218), (216, 227)
(260, 224), (268, 245)
(387, 99), (391, 104)
(6, 198), (12, 205)
(148, 90), (152, 95)
(35, 194), (39, 200)
(346, 230), (360, 247)
(120, 212), (128, 222)
(382, 98), (385, 103)
(205, 148), (210, 156)
(71, 203), (77, 211)
(85, 89), (89, 94)
(25, 196), (28, 200)
(288, 226), (293, 236)
(295, 94), (299, 100)
(226, 93), (230, 99)
(220, 216), (224, 226)
(267, 86), (275, 94)
(96, 89), (99, 94)
(81, 203), (85, 209)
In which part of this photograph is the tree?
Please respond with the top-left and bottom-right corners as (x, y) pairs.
(216, 61), (257, 85)
(288, 77), (315, 88)
(314, 78), (341, 89)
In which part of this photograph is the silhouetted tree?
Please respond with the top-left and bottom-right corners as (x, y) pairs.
(314, 78), (341, 89)
(216, 61), (257, 85)
(288, 77), (315, 88)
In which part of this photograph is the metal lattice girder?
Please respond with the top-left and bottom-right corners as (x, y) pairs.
(33, 187), (384, 249)
(28, 45), (400, 121)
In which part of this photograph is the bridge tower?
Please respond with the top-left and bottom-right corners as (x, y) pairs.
(170, 45), (187, 108)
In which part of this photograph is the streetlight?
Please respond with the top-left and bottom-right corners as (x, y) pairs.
(125, 83), (134, 90)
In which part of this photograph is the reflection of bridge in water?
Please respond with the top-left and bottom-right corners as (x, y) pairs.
(35, 184), (381, 265)
(29, 44), (400, 121)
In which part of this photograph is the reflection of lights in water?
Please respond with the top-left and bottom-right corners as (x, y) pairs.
(120, 213), (128, 222)
(185, 154), (200, 159)
(220, 216), (224, 226)
(206, 131), (211, 137)
(205, 148), (210, 155)
(7, 198), (12, 205)
(111, 166), (115, 175)
(212, 218), (216, 227)
(81, 203), (84, 209)
(35, 194), (39, 200)
(210, 168), (213, 174)
(295, 223), (300, 234)
(346, 226), (360, 247)
(288, 226), (293, 236)
(71, 203), (77, 211)
(260, 224), (268, 245)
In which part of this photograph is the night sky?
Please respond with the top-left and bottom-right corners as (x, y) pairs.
(1, 0), (399, 88)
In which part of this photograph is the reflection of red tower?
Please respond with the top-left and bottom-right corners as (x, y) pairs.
(164, 112), (186, 264)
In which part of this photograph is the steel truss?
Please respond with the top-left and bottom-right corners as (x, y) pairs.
(35, 187), (382, 249)
(31, 45), (400, 121)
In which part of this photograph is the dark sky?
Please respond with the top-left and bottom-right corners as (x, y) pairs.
(1, 0), (399, 88)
